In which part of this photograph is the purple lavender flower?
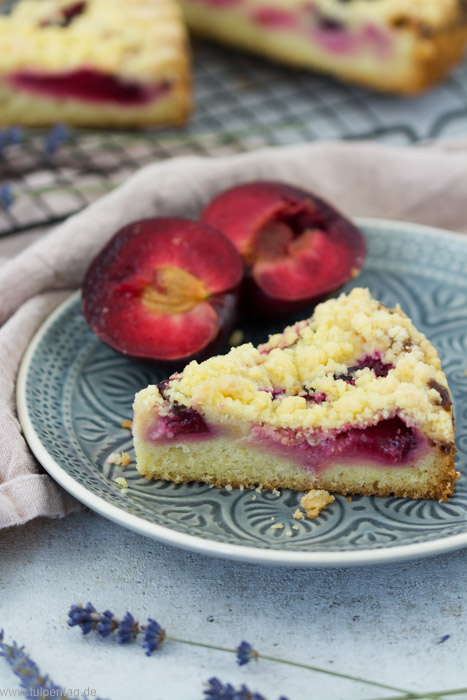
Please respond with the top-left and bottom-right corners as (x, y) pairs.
(0, 184), (14, 210)
(68, 602), (98, 635)
(203, 678), (289, 700)
(236, 641), (258, 666)
(142, 618), (166, 656)
(68, 603), (166, 656)
(0, 629), (109, 700)
(0, 127), (23, 159)
(6, 127), (23, 146)
(44, 123), (70, 157)
(117, 611), (137, 645)
(204, 677), (237, 699)
(96, 610), (117, 638)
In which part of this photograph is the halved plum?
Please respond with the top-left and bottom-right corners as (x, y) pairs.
(82, 218), (243, 362)
(201, 181), (366, 316)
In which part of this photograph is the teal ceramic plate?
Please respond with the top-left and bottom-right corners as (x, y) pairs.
(17, 219), (467, 567)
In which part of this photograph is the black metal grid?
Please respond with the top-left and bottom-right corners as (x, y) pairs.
(1, 36), (467, 237)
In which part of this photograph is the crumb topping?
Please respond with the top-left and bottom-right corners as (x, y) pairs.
(158, 289), (453, 444)
(0, 0), (188, 80)
(300, 489), (335, 519)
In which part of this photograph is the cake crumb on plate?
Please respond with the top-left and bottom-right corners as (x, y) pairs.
(293, 508), (305, 520)
(300, 489), (335, 519)
(108, 451), (131, 467)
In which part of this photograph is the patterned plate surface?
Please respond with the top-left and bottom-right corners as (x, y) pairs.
(17, 219), (467, 567)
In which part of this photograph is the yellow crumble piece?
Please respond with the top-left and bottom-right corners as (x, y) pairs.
(115, 477), (128, 488)
(293, 509), (305, 520)
(121, 420), (133, 430)
(300, 489), (335, 519)
(228, 329), (245, 347)
(107, 452), (131, 467)
(271, 522), (284, 530)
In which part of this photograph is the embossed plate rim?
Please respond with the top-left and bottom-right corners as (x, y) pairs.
(17, 217), (467, 567)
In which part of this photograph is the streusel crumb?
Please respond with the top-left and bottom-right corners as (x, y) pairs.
(161, 288), (454, 444)
(300, 489), (335, 519)
(293, 509), (305, 520)
(107, 452), (131, 467)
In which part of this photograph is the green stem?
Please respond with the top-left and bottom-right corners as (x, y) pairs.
(167, 636), (416, 696)
(362, 689), (467, 700)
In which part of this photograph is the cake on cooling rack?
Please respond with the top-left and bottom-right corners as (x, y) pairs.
(133, 288), (458, 501)
(0, 0), (190, 127)
(179, 0), (467, 93)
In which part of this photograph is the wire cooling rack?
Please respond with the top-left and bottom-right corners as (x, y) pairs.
(1, 36), (467, 236)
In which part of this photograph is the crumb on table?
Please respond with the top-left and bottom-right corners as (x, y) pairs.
(121, 419), (133, 430)
(300, 489), (335, 520)
(115, 477), (128, 488)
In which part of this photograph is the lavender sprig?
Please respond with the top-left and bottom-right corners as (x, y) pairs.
(43, 123), (70, 157)
(67, 603), (165, 656)
(0, 127), (23, 158)
(236, 641), (258, 666)
(204, 677), (289, 700)
(68, 604), (461, 700)
(0, 183), (14, 210)
(0, 630), (108, 700)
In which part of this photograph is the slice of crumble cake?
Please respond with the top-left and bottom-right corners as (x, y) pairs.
(133, 288), (457, 501)
(0, 0), (191, 127)
(179, 0), (467, 93)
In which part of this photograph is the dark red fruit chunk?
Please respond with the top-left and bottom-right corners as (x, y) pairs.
(334, 417), (419, 463)
(428, 379), (452, 409)
(82, 218), (243, 362)
(160, 405), (210, 437)
(40, 2), (87, 27)
(302, 390), (327, 403)
(335, 353), (393, 383)
(9, 69), (170, 106)
(201, 181), (366, 316)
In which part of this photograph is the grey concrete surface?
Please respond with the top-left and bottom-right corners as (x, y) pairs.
(0, 510), (466, 700)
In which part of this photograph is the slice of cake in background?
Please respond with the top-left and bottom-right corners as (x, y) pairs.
(133, 288), (458, 502)
(178, 0), (467, 93)
(0, 0), (191, 127)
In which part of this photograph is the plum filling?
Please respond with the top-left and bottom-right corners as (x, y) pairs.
(249, 417), (423, 471)
(149, 404), (210, 441)
(8, 69), (172, 106)
(335, 354), (394, 384)
(245, 3), (392, 58)
(40, 2), (87, 27)
(261, 387), (326, 402)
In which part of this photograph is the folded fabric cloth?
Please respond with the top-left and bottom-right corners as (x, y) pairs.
(1, 139), (467, 529)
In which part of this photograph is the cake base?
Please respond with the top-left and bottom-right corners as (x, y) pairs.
(134, 431), (457, 502)
(0, 80), (191, 128)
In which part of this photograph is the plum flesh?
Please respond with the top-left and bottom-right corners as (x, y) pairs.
(201, 181), (366, 316)
(82, 218), (243, 362)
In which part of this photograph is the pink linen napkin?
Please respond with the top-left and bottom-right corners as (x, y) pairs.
(1, 139), (467, 529)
